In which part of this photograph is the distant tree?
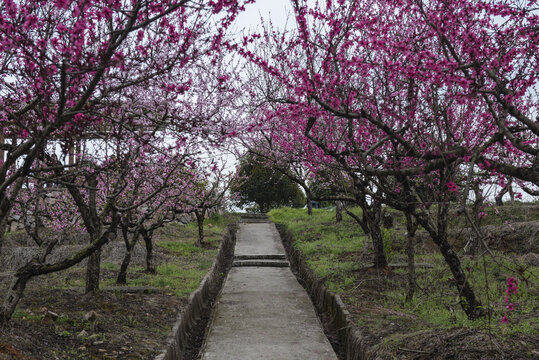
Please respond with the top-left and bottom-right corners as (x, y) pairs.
(231, 154), (305, 213)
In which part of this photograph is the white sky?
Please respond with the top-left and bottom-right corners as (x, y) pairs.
(233, 0), (294, 33)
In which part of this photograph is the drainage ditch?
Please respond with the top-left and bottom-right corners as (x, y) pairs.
(158, 218), (361, 360)
(276, 223), (374, 360)
(154, 223), (237, 360)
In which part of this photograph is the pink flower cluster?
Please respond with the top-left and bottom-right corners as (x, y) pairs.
(501, 276), (518, 323)
(446, 181), (458, 193)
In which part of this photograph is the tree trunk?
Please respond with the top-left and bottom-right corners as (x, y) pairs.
(84, 174), (101, 294)
(405, 213), (418, 302)
(116, 248), (132, 285)
(508, 182), (515, 202)
(116, 230), (140, 285)
(370, 222), (387, 269)
(0, 274), (30, 324)
(362, 232), (371, 258)
(434, 231), (483, 319)
(365, 201), (388, 269)
(85, 249), (101, 293)
(306, 197), (313, 216)
(142, 230), (156, 274)
(0, 216), (8, 257)
(195, 210), (205, 247)
(0, 177), (25, 256)
(416, 211), (484, 319)
(466, 184), (485, 254)
(335, 201), (343, 222)
(495, 184), (509, 206)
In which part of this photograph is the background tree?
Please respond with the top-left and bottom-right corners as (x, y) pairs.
(231, 153), (305, 213)
(186, 160), (233, 247)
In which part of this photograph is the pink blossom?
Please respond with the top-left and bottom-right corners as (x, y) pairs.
(446, 181), (458, 193)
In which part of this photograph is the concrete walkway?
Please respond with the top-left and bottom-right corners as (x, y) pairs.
(200, 219), (337, 360)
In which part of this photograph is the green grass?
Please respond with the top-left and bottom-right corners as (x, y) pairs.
(269, 207), (367, 293)
(268, 206), (539, 339)
(157, 242), (204, 256)
(120, 213), (240, 296)
(120, 263), (207, 297)
(102, 262), (119, 271)
(26, 213), (238, 298)
(96, 213), (239, 297)
(11, 308), (42, 321)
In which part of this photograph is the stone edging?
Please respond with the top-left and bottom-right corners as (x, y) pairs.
(276, 224), (374, 360)
(154, 223), (237, 360)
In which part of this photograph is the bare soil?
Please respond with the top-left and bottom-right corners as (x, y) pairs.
(0, 271), (184, 359)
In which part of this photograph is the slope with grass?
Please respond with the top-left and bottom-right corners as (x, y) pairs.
(269, 207), (538, 359)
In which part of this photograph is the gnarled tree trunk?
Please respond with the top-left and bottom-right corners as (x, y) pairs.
(364, 200), (387, 269)
(416, 210), (484, 319)
(0, 274), (31, 325)
(306, 197), (313, 216)
(0, 177), (25, 256)
(85, 249), (102, 293)
(117, 228), (141, 285)
(84, 174), (101, 294)
(344, 204), (387, 268)
(0, 215), (8, 257)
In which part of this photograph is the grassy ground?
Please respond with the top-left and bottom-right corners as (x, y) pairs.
(269, 207), (539, 359)
(0, 213), (238, 359)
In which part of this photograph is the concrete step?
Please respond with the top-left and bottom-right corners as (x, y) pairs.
(240, 213), (268, 219)
(239, 213), (270, 223)
(234, 254), (286, 260)
(232, 259), (290, 268)
(239, 219), (270, 223)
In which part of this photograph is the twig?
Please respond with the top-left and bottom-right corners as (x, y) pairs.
(398, 347), (433, 354)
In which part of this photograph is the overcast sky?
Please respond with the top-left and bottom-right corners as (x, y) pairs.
(233, 0), (294, 33)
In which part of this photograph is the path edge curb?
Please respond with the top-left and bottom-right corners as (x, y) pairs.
(276, 223), (375, 360)
(154, 223), (238, 360)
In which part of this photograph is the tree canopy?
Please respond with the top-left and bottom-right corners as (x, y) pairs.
(231, 153), (305, 213)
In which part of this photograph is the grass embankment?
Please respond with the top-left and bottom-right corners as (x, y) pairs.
(0, 213), (238, 359)
(269, 207), (538, 359)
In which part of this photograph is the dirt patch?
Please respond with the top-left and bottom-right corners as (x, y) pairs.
(413, 220), (539, 254)
(0, 285), (184, 359)
(376, 328), (538, 360)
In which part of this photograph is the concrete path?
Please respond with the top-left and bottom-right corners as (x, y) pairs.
(200, 219), (337, 360)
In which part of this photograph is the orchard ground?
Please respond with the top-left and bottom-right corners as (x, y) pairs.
(0, 206), (537, 359)
(0, 213), (238, 360)
(270, 203), (538, 360)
